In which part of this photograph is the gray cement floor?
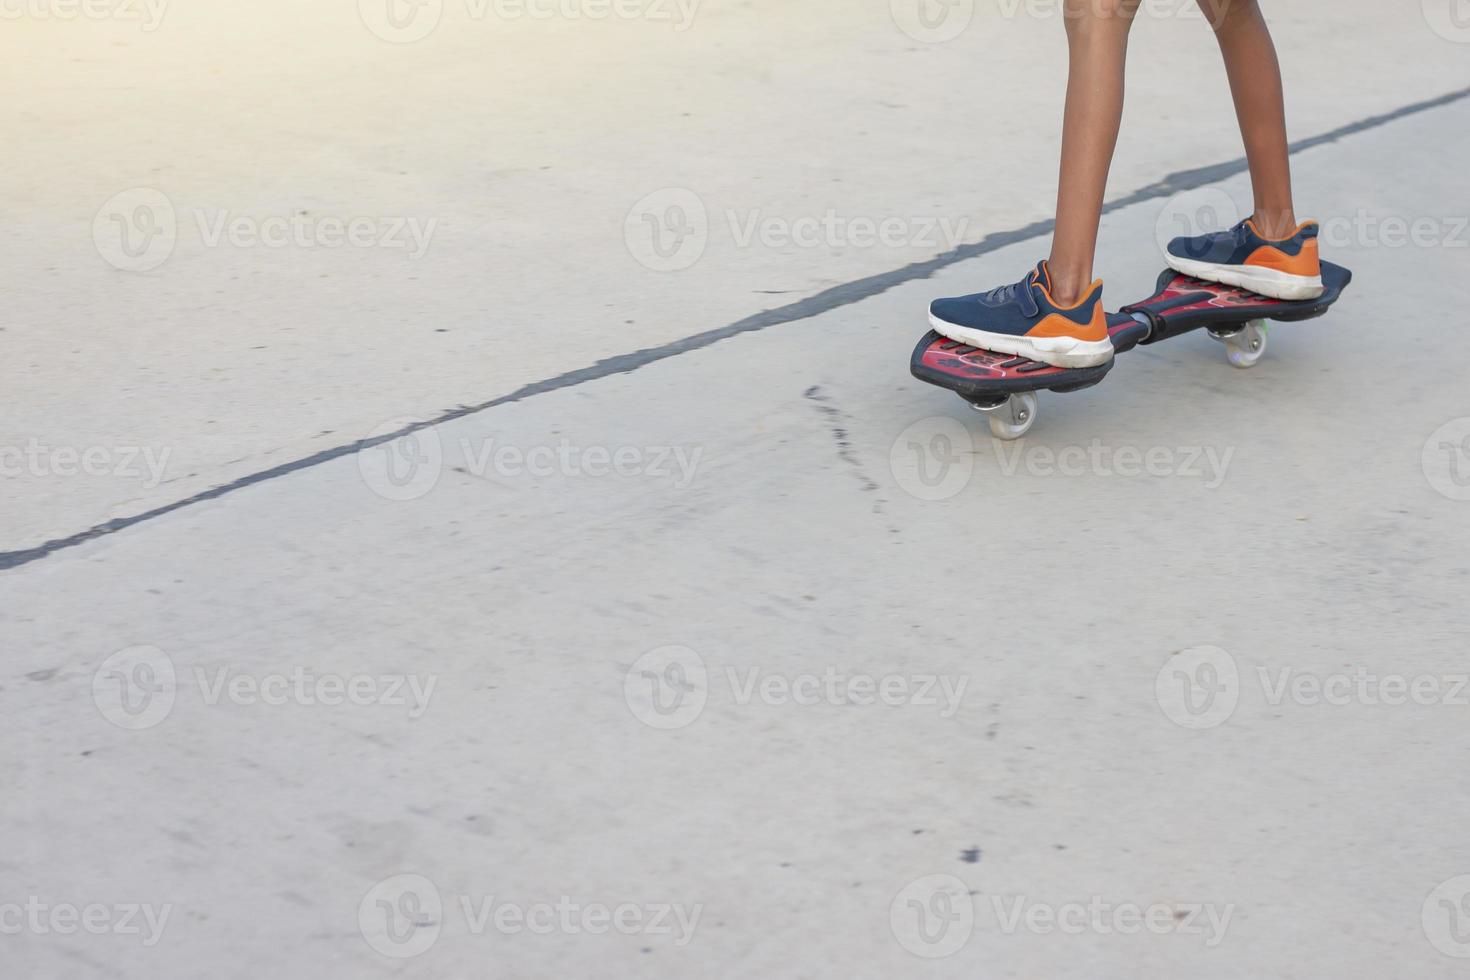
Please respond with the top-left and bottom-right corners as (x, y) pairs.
(4, 4), (1470, 978)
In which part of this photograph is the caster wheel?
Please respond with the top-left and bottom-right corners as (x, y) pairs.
(1210, 319), (1268, 369)
(968, 391), (1038, 441)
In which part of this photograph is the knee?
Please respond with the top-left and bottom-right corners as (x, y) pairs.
(1063, 0), (1140, 36)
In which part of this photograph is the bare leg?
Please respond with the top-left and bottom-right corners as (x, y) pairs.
(1197, 0), (1298, 238)
(1047, 0), (1142, 305)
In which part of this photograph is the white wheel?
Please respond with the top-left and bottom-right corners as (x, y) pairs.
(1223, 319), (1268, 369)
(986, 392), (1038, 441)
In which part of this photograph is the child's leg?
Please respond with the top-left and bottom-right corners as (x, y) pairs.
(1197, 0), (1296, 237)
(1047, 0), (1142, 306)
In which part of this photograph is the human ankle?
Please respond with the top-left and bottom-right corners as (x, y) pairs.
(1250, 207), (1299, 241)
(1046, 268), (1094, 307)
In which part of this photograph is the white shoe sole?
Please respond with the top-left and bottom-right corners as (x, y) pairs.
(1166, 255), (1324, 301)
(927, 314), (1114, 369)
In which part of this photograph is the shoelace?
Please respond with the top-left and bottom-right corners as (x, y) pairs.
(987, 274), (1034, 304)
(983, 273), (1040, 316)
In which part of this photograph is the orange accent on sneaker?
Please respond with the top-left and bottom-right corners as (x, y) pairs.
(1026, 301), (1108, 342)
(1034, 277), (1103, 313)
(1034, 260), (1054, 293)
(1246, 237), (1320, 278)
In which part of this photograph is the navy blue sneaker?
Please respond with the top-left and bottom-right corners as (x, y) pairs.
(928, 261), (1112, 368)
(1166, 216), (1324, 300)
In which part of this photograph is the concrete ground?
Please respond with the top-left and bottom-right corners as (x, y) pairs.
(4, 1), (1470, 977)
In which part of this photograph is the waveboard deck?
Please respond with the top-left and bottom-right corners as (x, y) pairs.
(909, 261), (1352, 438)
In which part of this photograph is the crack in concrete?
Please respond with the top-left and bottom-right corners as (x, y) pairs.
(4, 83), (1467, 573)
